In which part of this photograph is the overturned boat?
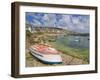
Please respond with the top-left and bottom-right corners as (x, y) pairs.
(29, 44), (62, 64)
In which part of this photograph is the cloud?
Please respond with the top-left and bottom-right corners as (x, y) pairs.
(26, 12), (89, 33)
(32, 19), (42, 26)
(42, 14), (57, 27)
(70, 15), (90, 33)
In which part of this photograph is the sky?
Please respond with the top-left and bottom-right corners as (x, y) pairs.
(26, 12), (90, 33)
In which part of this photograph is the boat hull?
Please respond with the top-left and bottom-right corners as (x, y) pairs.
(29, 48), (62, 64)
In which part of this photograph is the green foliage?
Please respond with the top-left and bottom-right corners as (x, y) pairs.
(26, 30), (32, 38)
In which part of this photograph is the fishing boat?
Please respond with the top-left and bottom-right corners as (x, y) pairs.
(29, 44), (62, 64)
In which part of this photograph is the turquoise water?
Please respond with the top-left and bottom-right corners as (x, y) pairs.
(53, 35), (89, 49)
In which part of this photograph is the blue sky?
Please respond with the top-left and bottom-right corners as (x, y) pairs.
(26, 12), (90, 33)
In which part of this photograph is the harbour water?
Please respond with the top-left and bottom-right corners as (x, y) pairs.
(55, 35), (89, 49)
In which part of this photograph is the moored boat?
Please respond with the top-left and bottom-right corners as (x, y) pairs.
(29, 44), (62, 64)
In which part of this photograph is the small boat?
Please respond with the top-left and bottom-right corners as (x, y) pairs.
(74, 39), (80, 42)
(29, 44), (62, 64)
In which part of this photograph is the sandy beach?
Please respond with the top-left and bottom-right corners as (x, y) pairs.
(25, 51), (86, 67)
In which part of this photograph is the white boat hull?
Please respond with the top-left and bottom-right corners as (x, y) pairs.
(29, 48), (62, 64)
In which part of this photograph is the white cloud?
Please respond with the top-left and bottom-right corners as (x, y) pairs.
(72, 16), (80, 24)
(42, 14), (57, 27)
(26, 12), (89, 33)
(31, 19), (42, 26)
